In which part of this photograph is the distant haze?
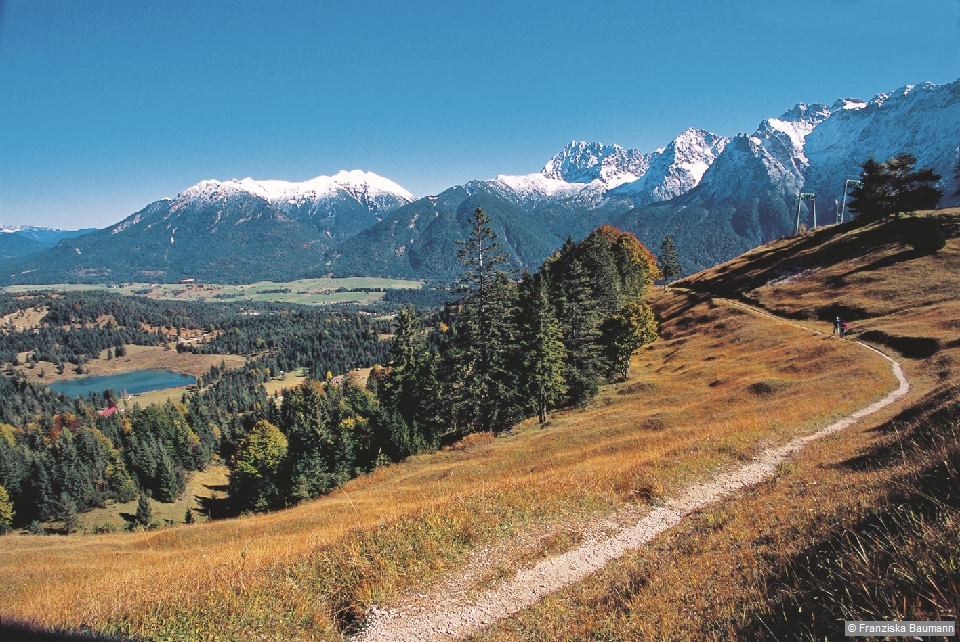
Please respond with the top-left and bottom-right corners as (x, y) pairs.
(1, 0), (958, 229)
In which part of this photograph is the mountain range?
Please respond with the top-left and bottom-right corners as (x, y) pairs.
(2, 79), (958, 285)
(0, 226), (97, 261)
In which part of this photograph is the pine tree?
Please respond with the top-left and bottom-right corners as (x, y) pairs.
(134, 493), (152, 528)
(658, 236), (682, 289)
(448, 208), (522, 433)
(377, 307), (440, 454)
(547, 243), (602, 406)
(518, 273), (567, 423)
(849, 154), (942, 221)
(954, 148), (960, 197)
(156, 454), (183, 503)
(53, 492), (81, 534)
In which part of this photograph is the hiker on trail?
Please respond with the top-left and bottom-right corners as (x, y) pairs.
(840, 320), (849, 338)
(834, 317), (841, 335)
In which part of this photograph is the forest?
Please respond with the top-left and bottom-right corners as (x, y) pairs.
(0, 213), (661, 531)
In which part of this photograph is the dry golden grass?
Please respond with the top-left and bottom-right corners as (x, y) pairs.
(466, 210), (960, 641)
(77, 465), (230, 533)
(0, 274), (893, 639)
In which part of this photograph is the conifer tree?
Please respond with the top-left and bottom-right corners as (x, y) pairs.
(849, 154), (942, 221)
(546, 241), (602, 405)
(377, 306), (441, 454)
(518, 273), (567, 423)
(54, 492), (81, 534)
(447, 208), (522, 432)
(156, 454), (183, 503)
(658, 236), (682, 289)
(135, 492), (152, 528)
(954, 149), (960, 197)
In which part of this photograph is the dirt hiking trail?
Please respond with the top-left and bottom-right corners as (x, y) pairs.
(353, 301), (911, 642)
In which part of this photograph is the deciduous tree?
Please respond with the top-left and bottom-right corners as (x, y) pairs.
(0, 484), (14, 533)
(599, 302), (658, 381)
(229, 419), (288, 511)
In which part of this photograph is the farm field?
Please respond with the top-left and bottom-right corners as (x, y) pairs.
(1, 276), (422, 306)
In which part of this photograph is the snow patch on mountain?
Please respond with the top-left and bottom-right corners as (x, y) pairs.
(609, 128), (729, 204)
(541, 141), (651, 188)
(804, 80), (960, 207)
(178, 170), (414, 216)
(493, 173), (600, 199)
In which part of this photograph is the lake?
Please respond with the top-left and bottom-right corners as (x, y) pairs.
(48, 369), (197, 398)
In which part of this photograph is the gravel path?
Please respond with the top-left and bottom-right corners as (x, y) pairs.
(353, 304), (910, 642)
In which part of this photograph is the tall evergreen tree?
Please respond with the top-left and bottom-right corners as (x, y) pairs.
(134, 492), (152, 528)
(658, 236), (682, 289)
(954, 148), (960, 197)
(377, 307), (440, 454)
(518, 273), (567, 424)
(53, 492), (81, 534)
(545, 241), (602, 406)
(447, 208), (522, 432)
(849, 154), (942, 221)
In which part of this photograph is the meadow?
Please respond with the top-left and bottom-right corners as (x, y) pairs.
(1, 211), (957, 640)
(1, 276), (422, 306)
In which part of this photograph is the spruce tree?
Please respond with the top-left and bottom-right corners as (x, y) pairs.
(156, 455), (183, 503)
(849, 154), (942, 221)
(448, 208), (522, 433)
(135, 492), (152, 528)
(954, 148), (960, 197)
(54, 492), (81, 534)
(658, 236), (682, 289)
(546, 243), (602, 406)
(518, 273), (567, 423)
(377, 307), (440, 454)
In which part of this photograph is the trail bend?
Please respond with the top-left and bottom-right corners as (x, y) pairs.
(353, 300), (911, 642)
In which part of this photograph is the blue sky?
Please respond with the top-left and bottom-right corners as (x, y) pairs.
(1, 0), (958, 229)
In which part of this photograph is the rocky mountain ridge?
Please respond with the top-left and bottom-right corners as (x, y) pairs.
(3, 79), (958, 285)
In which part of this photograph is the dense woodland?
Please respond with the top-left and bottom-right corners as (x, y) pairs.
(228, 213), (661, 512)
(0, 213), (660, 530)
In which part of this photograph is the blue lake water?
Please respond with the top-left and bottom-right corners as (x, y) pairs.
(48, 369), (196, 397)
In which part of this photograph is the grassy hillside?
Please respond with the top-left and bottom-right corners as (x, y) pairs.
(1, 211), (958, 640)
(472, 209), (960, 640)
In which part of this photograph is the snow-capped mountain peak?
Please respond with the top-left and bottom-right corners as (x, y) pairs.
(541, 141), (651, 188)
(607, 128), (729, 204)
(178, 170), (414, 216)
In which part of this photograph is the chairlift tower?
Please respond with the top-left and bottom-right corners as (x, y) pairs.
(838, 179), (862, 224)
(795, 192), (816, 234)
